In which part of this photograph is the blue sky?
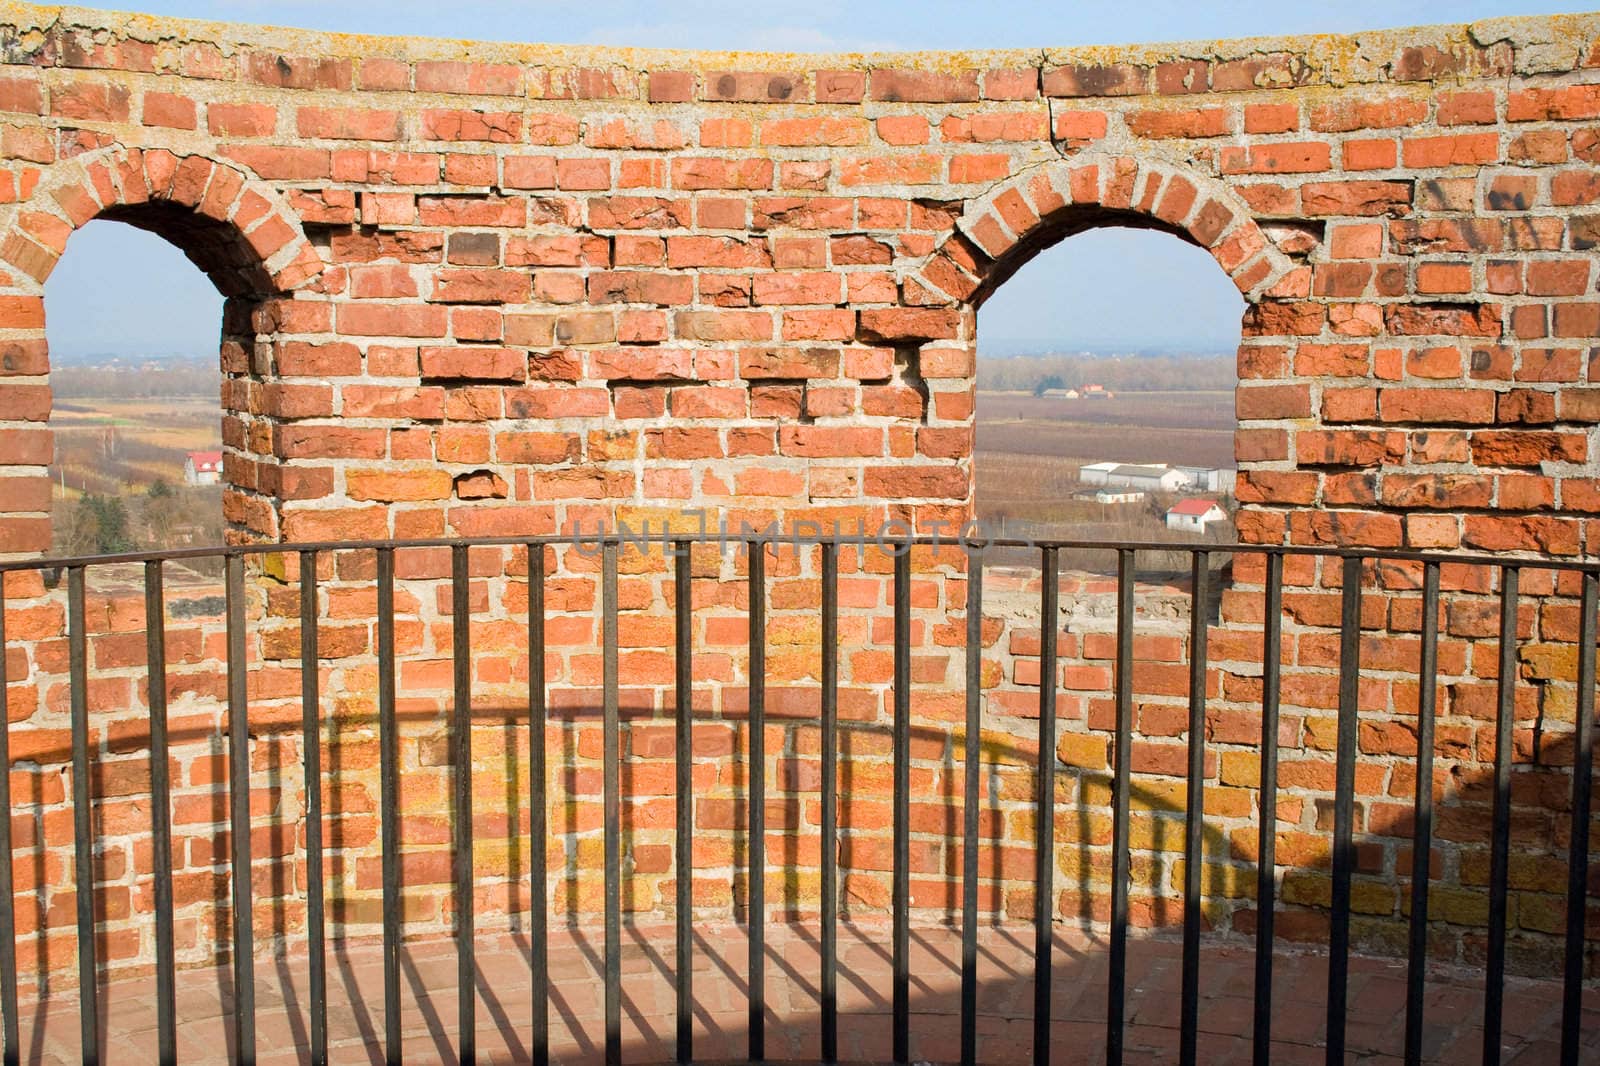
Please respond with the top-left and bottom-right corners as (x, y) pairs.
(44, 1), (1583, 360)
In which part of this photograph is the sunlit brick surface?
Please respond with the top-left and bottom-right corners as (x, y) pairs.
(0, 8), (1598, 555)
(1, 5), (1600, 1048)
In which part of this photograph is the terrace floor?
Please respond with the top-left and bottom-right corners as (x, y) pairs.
(14, 921), (1595, 1065)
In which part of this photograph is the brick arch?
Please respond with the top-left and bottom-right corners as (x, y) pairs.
(0, 145), (323, 296)
(905, 153), (1297, 309)
(0, 147), (325, 554)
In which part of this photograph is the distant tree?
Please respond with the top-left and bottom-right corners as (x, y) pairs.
(1033, 374), (1065, 397)
(141, 479), (178, 548)
(97, 495), (134, 553)
(978, 352), (1233, 393)
(54, 497), (99, 556)
(72, 494), (134, 554)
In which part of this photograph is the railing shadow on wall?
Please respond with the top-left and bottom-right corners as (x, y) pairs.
(0, 533), (1596, 1065)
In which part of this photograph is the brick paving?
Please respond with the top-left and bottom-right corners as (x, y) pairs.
(12, 922), (1596, 1064)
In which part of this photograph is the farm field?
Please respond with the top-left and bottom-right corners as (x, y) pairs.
(46, 393), (225, 556)
(973, 388), (1237, 563)
(51, 396), (219, 497)
(975, 390), (1235, 469)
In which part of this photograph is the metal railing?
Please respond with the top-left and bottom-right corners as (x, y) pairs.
(0, 533), (1595, 1066)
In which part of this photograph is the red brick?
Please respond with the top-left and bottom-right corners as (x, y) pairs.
(297, 107), (402, 141)
(336, 304), (449, 338)
(646, 70), (692, 102)
(1343, 139), (1396, 171)
(1053, 110), (1108, 142)
(1300, 181), (1412, 216)
(1508, 84), (1600, 121)
(141, 91), (195, 129)
(702, 71), (808, 103)
(1416, 263), (1472, 295)
(671, 157), (773, 191)
(1401, 134), (1499, 168)
(838, 155), (943, 186)
(207, 102), (277, 137)
(246, 53), (351, 90)
(49, 80), (130, 121)
(816, 71), (865, 103)
(1437, 91), (1496, 126)
(415, 60), (522, 96)
(420, 110), (522, 143)
(219, 145), (329, 180)
(1043, 63), (1148, 97)
(1379, 388), (1496, 425)
(430, 269), (531, 305)
(869, 69), (979, 103)
(1244, 103), (1298, 134)
(346, 469), (452, 502)
(940, 112), (1048, 143)
(1220, 142), (1331, 174)
(0, 73), (42, 115)
(1127, 108), (1228, 138)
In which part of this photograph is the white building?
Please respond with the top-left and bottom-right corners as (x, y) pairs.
(184, 450), (222, 486)
(1094, 489), (1145, 505)
(1079, 462), (1187, 493)
(1165, 498), (1228, 533)
(1175, 466), (1238, 494)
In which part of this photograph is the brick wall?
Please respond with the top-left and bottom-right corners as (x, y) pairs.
(0, 8), (1598, 552)
(0, 3), (1596, 991)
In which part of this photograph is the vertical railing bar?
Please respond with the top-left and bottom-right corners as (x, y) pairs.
(603, 542), (622, 1066)
(68, 567), (100, 1066)
(377, 547), (401, 1066)
(1107, 549), (1134, 1066)
(1483, 565), (1519, 1066)
(0, 571), (16, 1066)
(147, 560), (177, 1066)
(748, 541), (767, 1063)
(224, 553), (256, 1064)
(1404, 561), (1440, 1066)
(1326, 555), (1363, 1066)
(819, 542), (839, 1065)
(892, 545), (911, 1066)
(1251, 551), (1282, 1066)
(452, 545), (476, 1066)
(529, 545), (549, 1066)
(1033, 546), (1058, 1066)
(1560, 569), (1596, 1066)
(960, 548), (983, 1066)
(674, 539), (693, 1065)
(298, 551), (326, 1066)
(1179, 553), (1210, 1066)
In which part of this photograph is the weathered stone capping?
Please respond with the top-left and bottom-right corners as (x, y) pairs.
(0, 3), (1598, 1003)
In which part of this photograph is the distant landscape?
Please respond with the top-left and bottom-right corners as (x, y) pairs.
(971, 350), (1236, 567)
(48, 356), (223, 556)
(42, 348), (1236, 561)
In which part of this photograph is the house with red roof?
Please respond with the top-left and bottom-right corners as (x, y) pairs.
(1165, 498), (1227, 533)
(184, 450), (223, 486)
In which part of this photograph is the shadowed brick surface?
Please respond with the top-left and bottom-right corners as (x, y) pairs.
(13, 922), (1598, 1064)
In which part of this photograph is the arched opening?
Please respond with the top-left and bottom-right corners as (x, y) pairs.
(907, 154), (1292, 565)
(975, 225), (1246, 554)
(0, 148), (325, 558)
(44, 218), (225, 555)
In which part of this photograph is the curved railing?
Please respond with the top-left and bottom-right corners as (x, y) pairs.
(0, 533), (1594, 1065)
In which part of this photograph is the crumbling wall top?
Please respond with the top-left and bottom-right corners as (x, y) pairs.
(2, 3), (1597, 89)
